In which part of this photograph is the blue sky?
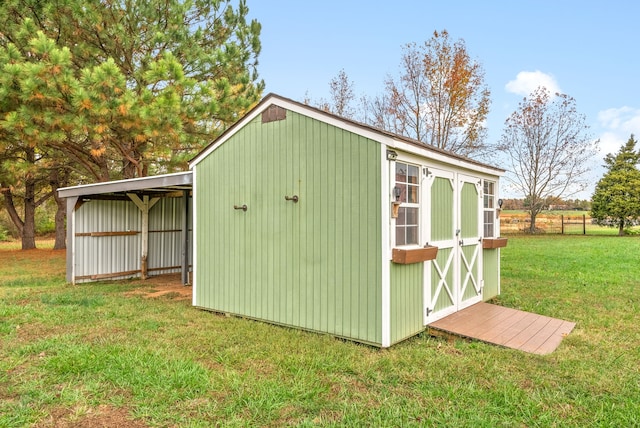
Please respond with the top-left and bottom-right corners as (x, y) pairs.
(247, 1), (640, 199)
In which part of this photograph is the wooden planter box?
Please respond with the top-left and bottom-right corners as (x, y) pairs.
(482, 237), (508, 249)
(392, 246), (438, 264)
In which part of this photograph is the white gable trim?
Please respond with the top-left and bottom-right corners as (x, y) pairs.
(190, 94), (504, 179)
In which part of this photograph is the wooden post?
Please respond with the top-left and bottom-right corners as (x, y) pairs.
(128, 194), (160, 280)
(561, 214), (564, 235)
(181, 190), (190, 285)
(583, 214), (586, 235)
(66, 196), (79, 284)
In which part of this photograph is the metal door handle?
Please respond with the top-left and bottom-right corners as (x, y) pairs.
(233, 204), (247, 211)
(284, 195), (299, 203)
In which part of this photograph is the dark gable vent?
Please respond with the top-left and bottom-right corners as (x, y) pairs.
(261, 104), (287, 123)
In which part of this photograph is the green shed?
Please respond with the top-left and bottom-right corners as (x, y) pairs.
(190, 94), (506, 347)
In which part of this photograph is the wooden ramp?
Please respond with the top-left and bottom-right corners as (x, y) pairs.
(428, 302), (575, 355)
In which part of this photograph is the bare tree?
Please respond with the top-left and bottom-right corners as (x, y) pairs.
(312, 69), (356, 119)
(328, 69), (356, 118)
(382, 30), (491, 158)
(360, 93), (395, 131)
(500, 87), (598, 232)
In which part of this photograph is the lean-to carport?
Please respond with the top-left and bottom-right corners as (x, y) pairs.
(58, 172), (193, 285)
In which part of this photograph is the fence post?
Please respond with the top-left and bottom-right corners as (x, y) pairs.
(583, 214), (586, 235)
(561, 215), (564, 234)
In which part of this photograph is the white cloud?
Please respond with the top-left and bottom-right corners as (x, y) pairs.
(597, 107), (640, 133)
(505, 71), (561, 96)
(595, 107), (640, 156)
(598, 132), (624, 157)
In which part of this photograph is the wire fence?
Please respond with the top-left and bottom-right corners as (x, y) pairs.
(500, 213), (600, 235)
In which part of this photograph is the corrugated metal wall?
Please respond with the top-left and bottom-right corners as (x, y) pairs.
(148, 197), (192, 274)
(74, 197), (191, 282)
(194, 111), (383, 345)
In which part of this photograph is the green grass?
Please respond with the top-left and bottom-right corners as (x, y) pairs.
(1, 236), (640, 426)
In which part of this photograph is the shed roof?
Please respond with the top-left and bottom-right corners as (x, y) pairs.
(57, 171), (192, 200)
(190, 93), (505, 176)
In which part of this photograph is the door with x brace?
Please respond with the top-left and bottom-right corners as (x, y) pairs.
(457, 174), (483, 311)
(424, 170), (483, 324)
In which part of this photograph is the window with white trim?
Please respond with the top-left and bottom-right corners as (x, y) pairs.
(395, 162), (420, 246)
(483, 180), (496, 237)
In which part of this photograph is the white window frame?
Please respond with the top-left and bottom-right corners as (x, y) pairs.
(483, 180), (496, 237)
(394, 160), (420, 247)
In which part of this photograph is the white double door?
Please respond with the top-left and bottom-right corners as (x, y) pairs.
(422, 168), (483, 324)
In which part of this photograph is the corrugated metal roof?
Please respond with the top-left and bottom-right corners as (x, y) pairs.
(58, 171), (192, 199)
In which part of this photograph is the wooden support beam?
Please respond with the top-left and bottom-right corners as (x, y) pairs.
(181, 190), (190, 285)
(127, 193), (160, 280)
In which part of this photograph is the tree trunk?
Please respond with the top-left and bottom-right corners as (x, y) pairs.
(619, 219), (625, 236)
(53, 190), (66, 249)
(50, 168), (68, 250)
(1, 183), (36, 248)
(1, 186), (24, 238)
(22, 178), (37, 250)
(529, 212), (537, 233)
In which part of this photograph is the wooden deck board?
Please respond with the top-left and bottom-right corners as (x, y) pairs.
(428, 302), (575, 355)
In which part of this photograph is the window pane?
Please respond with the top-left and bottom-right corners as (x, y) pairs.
(484, 223), (494, 237)
(408, 185), (418, 203)
(407, 165), (419, 184)
(396, 226), (405, 246)
(406, 207), (418, 225)
(484, 210), (494, 237)
(397, 208), (406, 226)
(396, 164), (407, 182)
(406, 226), (418, 245)
(484, 195), (494, 209)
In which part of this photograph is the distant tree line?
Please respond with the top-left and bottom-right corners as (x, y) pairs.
(500, 198), (592, 211)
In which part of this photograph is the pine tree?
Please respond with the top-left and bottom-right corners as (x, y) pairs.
(0, 1), (263, 249)
(591, 135), (640, 235)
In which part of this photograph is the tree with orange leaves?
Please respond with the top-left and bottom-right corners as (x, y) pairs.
(382, 30), (491, 158)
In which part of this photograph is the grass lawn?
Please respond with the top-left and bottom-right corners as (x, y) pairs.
(1, 236), (639, 426)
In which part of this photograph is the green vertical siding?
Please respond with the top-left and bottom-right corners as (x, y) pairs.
(461, 245), (479, 300)
(194, 111), (383, 345)
(390, 262), (424, 344)
(460, 181), (479, 301)
(483, 249), (499, 300)
(430, 177), (454, 241)
(430, 176), (455, 315)
(431, 247), (454, 312)
(460, 182), (478, 238)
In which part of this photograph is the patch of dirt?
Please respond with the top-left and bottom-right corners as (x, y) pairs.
(124, 273), (192, 300)
(0, 247), (65, 263)
(38, 404), (148, 428)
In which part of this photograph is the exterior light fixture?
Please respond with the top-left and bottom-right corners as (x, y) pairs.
(498, 199), (503, 208)
(386, 150), (398, 161)
(393, 186), (401, 201)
